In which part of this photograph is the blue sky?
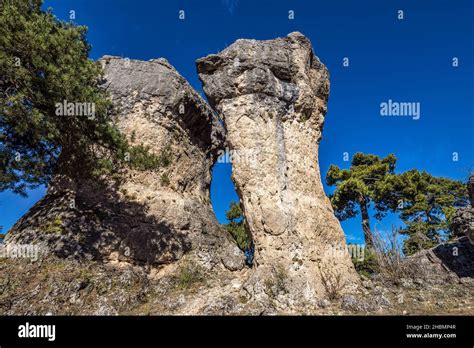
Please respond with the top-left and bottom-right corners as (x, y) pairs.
(1, 0), (472, 244)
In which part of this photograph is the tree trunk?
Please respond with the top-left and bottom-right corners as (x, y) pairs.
(359, 196), (373, 250)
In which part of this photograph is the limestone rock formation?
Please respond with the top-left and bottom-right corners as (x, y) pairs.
(452, 174), (474, 244)
(4, 33), (472, 316)
(5, 56), (244, 270)
(405, 236), (474, 281)
(197, 32), (359, 308)
(453, 208), (474, 244)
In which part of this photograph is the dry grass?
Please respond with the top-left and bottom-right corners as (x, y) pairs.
(371, 225), (414, 282)
(319, 266), (346, 300)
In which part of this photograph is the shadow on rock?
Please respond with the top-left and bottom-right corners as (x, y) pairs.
(432, 237), (474, 278)
(5, 177), (192, 265)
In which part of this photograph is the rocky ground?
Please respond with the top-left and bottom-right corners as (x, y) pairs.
(1, 238), (472, 315)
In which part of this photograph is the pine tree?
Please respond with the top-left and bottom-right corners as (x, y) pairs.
(225, 201), (251, 251)
(326, 153), (397, 248)
(0, 0), (160, 196)
(379, 170), (468, 255)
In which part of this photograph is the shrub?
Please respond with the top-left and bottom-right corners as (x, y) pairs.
(371, 226), (412, 282)
(159, 145), (173, 167)
(160, 173), (170, 187)
(226, 223), (249, 250)
(319, 266), (346, 300)
(352, 250), (378, 278)
(40, 217), (64, 234)
(175, 261), (204, 290)
(264, 263), (288, 298)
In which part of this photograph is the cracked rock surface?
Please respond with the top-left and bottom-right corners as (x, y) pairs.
(5, 56), (244, 271)
(197, 32), (359, 308)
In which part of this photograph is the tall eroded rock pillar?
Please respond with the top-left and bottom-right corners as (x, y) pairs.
(197, 32), (358, 308)
(6, 56), (244, 271)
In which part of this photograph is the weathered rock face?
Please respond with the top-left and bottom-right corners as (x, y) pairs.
(452, 175), (474, 244)
(453, 208), (474, 244)
(407, 236), (474, 280)
(5, 56), (244, 270)
(197, 32), (359, 307)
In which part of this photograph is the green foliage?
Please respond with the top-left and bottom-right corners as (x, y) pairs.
(378, 170), (469, 255)
(351, 249), (378, 278)
(327, 152), (469, 255)
(40, 217), (64, 234)
(225, 201), (243, 222)
(160, 173), (170, 187)
(224, 201), (251, 250)
(226, 223), (249, 250)
(175, 261), (204, 290)
(327, 153), (396, 218)
(158, 145), (172, 167)
(0, 0), (163, 196)
(326, 152), (397, 247)
(127, 144), (172, 171)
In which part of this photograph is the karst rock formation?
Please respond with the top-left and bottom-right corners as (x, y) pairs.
(5, 56), (244, 271)
(4, 32), (360, 313)
(197, 32), (359, 307)
(452, 174), (474, 244)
